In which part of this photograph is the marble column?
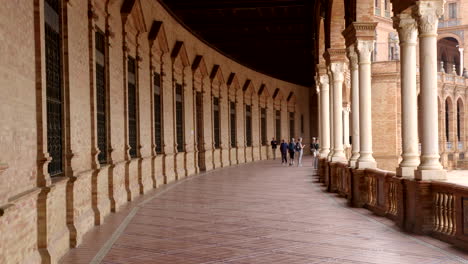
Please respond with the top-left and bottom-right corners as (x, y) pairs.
(356, 40), (376, 169)
(347, 46), (360, 167)
(459, 48), (464, 76)
(328, 70), (335, 161)
(394, 12), (420, 177)
(343, 106), (350, 148)
(330, 62), (346, 162)
(413, 1), (446, 180)
(319, 74), (331, 157)
(316, 78), (322, 152)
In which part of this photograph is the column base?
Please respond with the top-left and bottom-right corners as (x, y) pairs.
(331, 156), (347, 163)
(414, 169), (447, 181)
(396, 166), (417, 178)
(348, 159), (357, 168)
(356, 160), (376, 169)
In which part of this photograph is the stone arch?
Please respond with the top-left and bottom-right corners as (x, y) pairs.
(191, 55), (208, 92)
(210, 64), (225, 97)
(438, 33), (463, 46)
(326, 0), (346, 50)
(121, 0), (147, 34)
(227, 73), (241, 100)
(242, 79), (256, 104)
(445, 96), (454, 143)
(272, 88), (285, 110)
(171, 41), (190, 72)
(457, 97), (465, 145)
(258, 84), (270, 108)
(438, 37), (460, 74)
(148, 21), (169, 57)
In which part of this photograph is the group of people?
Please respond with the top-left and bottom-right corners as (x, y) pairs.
(270, 137), (319, 167)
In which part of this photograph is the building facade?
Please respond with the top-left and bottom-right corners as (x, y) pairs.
(0, 0), (311, 263)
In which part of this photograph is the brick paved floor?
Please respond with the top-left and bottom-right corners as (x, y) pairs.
(61, 157), (468, 264)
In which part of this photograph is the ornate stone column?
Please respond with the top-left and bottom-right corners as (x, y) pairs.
(330, 62), (347, 162)
(459, 48), (464, 76)
(328, 69), (335, 161)
(319, 74), (331, 157)
(413, 1), (446, 180)
(347, 46), (360, 167)
(394, 12), (420, 177)
(343, 105), (350, 148)
(356, 40), (376, 169)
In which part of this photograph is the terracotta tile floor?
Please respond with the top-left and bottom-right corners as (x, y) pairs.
(60, 157), (468, 264)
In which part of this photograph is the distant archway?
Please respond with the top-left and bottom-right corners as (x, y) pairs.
(438, 37), (460, 75)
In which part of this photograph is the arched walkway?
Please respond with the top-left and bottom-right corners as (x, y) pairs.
(61, 157), (468, 264)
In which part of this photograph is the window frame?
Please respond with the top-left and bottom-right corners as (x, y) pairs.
(175, 83), (185, 152)
(154, 72), (163, 154)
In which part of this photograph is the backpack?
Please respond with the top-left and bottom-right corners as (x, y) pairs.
(295, 142), (301, 152)
(288, 142), (295, 152)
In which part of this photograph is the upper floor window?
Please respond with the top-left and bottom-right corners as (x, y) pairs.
(175, 83), (184, 152)
(95, 30), (108, 164)
(289, 112), (295, 139)
(213, 97), (220, 149)
(275, 110), (281, 141)
(230, 101), (236, 148)
(246, 105), (252, 147)
(127, 57), (138, 158)
(154, 72), (163, 154)
(45, 0), (63, 176)
(261, 108), (267, 146)
(449, 3), (457, 19)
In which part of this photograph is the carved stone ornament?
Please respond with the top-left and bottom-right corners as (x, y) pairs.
(413, 1), (444, 35)
(346, 46), (359, 70)
(393, 12), (418, 45)
(319, 74), (329, 91)
(330, 62), (345, 82)
(356, 40), (375, 63)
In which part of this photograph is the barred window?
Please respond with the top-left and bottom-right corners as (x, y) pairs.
(128, 57), (138, 158)
(213, 97), (220, 149)
(230, 102), (237, 148)
(176, 83), (184, 152)
(95, 30), (107, 164)
(449, 3), (457, 19)
(275, 110), (281, 141)
(45, 0), (63, 176)
(154, 73), (163, 154)
(261, 108), (267, 145)
(246, 105), (252, 147)
(289, 112), (295, 139)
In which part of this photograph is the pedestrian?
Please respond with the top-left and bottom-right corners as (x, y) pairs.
(311, 137), (319, 169)
(280, 139), (288, 165)
(296, 137), (305, 167)
(288, 138), (296, 166)
(271, 138), (278, 160)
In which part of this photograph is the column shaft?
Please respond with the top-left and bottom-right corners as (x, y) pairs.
(330, 62), (346, 162)
(347, 46), (360, 167)
(319, 75), (331, 157)
(328, 71), (335, 160)
(414, 1), (446, 180)
(356, 40), (376, 169)
(394, 13), (420, 177)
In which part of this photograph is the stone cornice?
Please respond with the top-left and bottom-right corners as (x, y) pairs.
(342, 22), (378, 47)
(325, 48), (347, 63)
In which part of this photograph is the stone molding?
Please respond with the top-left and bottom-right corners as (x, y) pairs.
(356, 40), (375, 64)
(412, 0), (445, 36)
(342, 22), (378, 48)
(346, 46), (359, 70)
(393, 12), (418, 45)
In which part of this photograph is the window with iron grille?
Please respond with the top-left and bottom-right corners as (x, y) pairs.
(230, 101), (236, 148)
(246, 105), (252, 147)
(154, 72), (163, 154)
(457, 102), (461, 141)
(176, 83), (184, 152)
(289, 112), (295, 139)
(446, 101), (449, 141)
(261, 108), (267, 145)
(95, 30), (107, 164)
(128, 57), (138, 158)
(213, 97), (220, 149)
(449, 3), (457, 19)
(275, 110), (281, 141)
(45, 0), (63, 176)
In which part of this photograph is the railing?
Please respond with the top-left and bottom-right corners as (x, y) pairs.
(433, 191), (456, 236)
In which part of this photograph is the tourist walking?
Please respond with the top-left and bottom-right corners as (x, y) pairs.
(288, 138), (296, 166)
(296, 137), (305, 166)
(271, 138), (277, 160)
(280, 139), (288, 165)
(311, 137), (319, 169)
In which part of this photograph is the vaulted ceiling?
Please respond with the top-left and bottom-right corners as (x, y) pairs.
(160, 0), (317, 87)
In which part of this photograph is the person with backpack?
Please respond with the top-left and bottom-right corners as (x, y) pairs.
(288, 138), (296, 166)
(296, 137), (305, 167)
(271, 138), (278, 160)
(311, 137), (319, 169)
(279, 139), (288, 165)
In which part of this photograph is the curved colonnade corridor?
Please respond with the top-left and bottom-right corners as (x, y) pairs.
(61, 157), (468, 264)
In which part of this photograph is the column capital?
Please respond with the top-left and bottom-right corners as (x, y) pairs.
(318, 74), (329, 90)
(412, 0), (445, 36)
(459, 47), (464, 52)
(330, 62), (345, 82)
(393, 12), (418, 45)
(356, 40), (375, 64)
(346, 46), (359, 70)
